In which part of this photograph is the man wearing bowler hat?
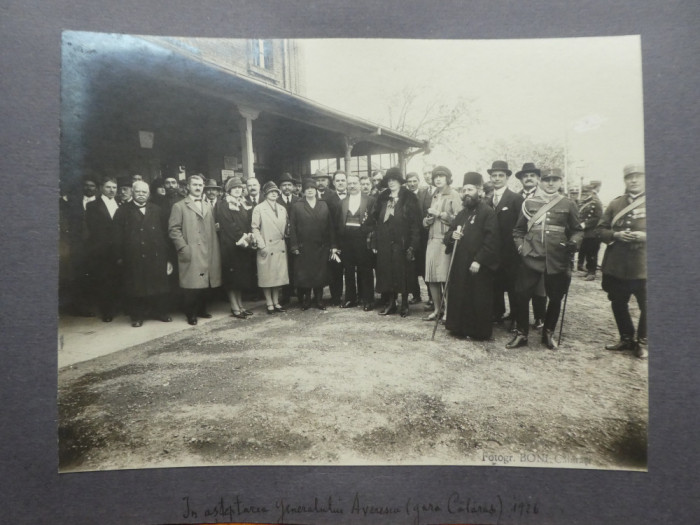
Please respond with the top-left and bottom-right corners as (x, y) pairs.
(516, 162), (547, 329)
(203, 178), (222, 208)
(488, 160), (524, 328)
(596, 164), (647, 358)
(507, 168), (583, 350)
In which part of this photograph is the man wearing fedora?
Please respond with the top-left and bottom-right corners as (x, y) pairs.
(203, 178), (222, 209)
(507, 168), (583, 350)
(576, 183), (604, 281)
(488, 160), (524, 328)
(515, 162), (547, 329)
(596, 164), (647, 358)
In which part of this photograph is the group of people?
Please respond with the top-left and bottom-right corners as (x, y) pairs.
(62, 160), (647, 358)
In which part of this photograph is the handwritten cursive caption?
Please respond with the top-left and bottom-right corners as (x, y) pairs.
(181, 492), (540, 524)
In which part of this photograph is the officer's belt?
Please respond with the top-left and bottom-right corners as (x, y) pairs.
(530, 224), (566, 232)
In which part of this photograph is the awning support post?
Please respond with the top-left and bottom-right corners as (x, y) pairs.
(238, 106), (260, 179)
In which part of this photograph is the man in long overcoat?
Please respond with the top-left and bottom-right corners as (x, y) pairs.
(336, 173), (375, 310)
(85, 176), (121, 322)
(596, 164), (647, 358)
(114, 181), (172, 327)
(444, 172), (500, 340)
(277, 172), (300, 304)
(289, 177), (338, 309)
(507, 168), (583, 349)
(168, 174), (222, 325)
(488, 160), (524, 327)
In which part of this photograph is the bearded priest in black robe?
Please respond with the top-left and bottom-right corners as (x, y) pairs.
(443, 172), (500, 340)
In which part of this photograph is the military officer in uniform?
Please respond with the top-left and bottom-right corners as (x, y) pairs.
(576, 183), (604, 280)
(596, 164), (647, 358)
(507, 168), (583, 350)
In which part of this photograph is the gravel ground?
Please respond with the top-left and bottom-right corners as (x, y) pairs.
(58, 274), (647, 472)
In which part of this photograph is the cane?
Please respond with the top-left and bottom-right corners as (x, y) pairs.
(431, 225), (462, 340)
(557, 253), (575, 345)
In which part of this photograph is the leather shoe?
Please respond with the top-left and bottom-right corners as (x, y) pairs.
(542, 329), (557, 349)
(341, 300), (358, 309)
(605, 339), (634, 351)
(399, 304), (409, 317)
(273, 304), (286, 313)
(422, 312), (440, 321)
(231, 310), (247, 319)
(158, 315), (172, 322)
(301, 300), (310, 311)
(506, 332), (528, 349)
(314, 301), (327, 311)
(131, 320), (143, 328)
(101, 315), (113, 323)
(187, 316), (198, 326)
(408, 296), (421, 305)
(266, 306), (275, 315)
(363, 303), (374, 312)
(242, 309), (253, 316)
(197, 312), (213, 319)
(532, 318), (544, 330)
(424, 302), (434, 311)
(379, 302), (397, 315)
(585, 273), (596, 281)
(634, 342), (648, 359)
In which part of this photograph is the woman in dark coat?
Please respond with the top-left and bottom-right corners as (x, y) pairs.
(214, 176), (257, 318)
(371, 167), (421, 316)
(113, 181), (172, 327)
(443, 172), (500, 340)
(289, 178), (338, 310)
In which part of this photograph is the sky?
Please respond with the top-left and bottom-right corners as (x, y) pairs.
(300, 36), (644, 203)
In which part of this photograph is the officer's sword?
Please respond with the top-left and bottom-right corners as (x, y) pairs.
(557, 252), (575, 346)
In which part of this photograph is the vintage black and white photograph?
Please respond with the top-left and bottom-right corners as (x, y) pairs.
(58, 32), (647, 472)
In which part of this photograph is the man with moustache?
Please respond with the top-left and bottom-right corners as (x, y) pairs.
(359, 175), (372, 196)
(113, 181), (173, 327)
(488, 160), (524, 329)
(85, 176), (121, 321)
(313, 170), (342, 305)
(444, 172), (500, 341)
(169, 174), (222, 325)
(203, 179), (222, 209)
(163, 175), (183, 210)
(245, 177), (264, 206)
(336, 173), (375, 310)
(507, 168), (583, 350)
(116, 177), (133, 206)
(576, 183), (604, 281)
(515, 162), (547, 329)
(370, 170), (384, 196)
(596, 164), (647, 358)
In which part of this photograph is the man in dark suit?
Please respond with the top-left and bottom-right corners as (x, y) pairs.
(577, 183), (604, 281)
(488, 160), (524, 328)
(596, 164), (647, 358)
(313, 170), (342, 305)
(277, 172), (300, 304)
(515, 162), (547, 329)
(85, 176), (121, 321)
(245, 176), (264, 206)
(63, 177), (98, 316)
(336, 173), (375, 310)
(114, 181), (173, 327)
(405, 172), (429, 304)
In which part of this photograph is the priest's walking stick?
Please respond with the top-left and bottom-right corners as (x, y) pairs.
(432, 225), (462, 341)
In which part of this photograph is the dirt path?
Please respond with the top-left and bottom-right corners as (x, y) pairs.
(58, 276), (647, 471)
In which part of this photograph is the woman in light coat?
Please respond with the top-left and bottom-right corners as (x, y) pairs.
(251, 181), (289, 314)
(422, 165), (462, 321)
